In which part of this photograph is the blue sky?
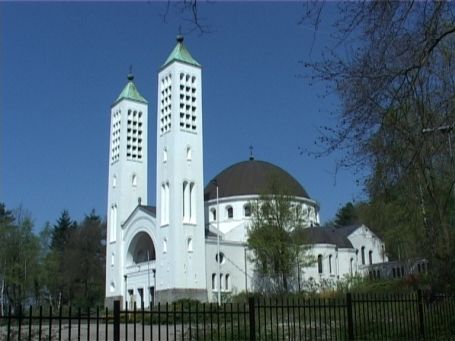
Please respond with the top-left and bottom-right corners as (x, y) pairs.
(1, 2), (365, 230)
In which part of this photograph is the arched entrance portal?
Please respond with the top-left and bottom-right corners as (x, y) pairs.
(127, 231), (156, 265)
(126, 232), (156, 308)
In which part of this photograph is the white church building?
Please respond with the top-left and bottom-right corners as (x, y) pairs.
(105, 36), (387, 307)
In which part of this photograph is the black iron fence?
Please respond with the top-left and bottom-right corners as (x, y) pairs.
(1, 290), (454, 340)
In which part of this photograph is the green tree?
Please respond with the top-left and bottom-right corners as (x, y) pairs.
(303, 1), (455, 289)
(51, 210), (77, 252)
(41, 210), (77, 307)
(62, 210), (106, 308)
(0, 205), (41, 310)
(334, 202), (359, 227)
(247, 175), (314, 294)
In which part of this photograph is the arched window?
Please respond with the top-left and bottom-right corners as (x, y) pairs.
(186, 146), (192, 161)
(132, 174), (137, 187)
(183, 181), (189, 221)
(216, 252), (225, 264)
(361, 246), (366, 265)
(210, 208), (216, 221)
(244, 204), (251, 217)
(219, 273), (224, 290)
(329, 255), (333, 274)
(183, 181), (195, 223)
(190, 182), (196, 223)
(225, 274), (230, 291)
(112, 175), (117, 188)
(163, 147), (167, 163)
(187, 238), (193, 252)
(211, 273), (216, 290)
(226, 206), (233, 219)
(369, 250), (373, 265)
(110, 204), (117, 242)
(165, 182), (170, 224)
(163, 238), (167, 253)
(350, 258), (354, 275)
(161, 183), (170, 225)
(317, 255), (323, 274)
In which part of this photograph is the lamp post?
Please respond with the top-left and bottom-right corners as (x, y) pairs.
(124, 275), (127, 309)
(212, 179), (221, 306)
(147, 251), (150, 307)
(422, 123), (455, 198)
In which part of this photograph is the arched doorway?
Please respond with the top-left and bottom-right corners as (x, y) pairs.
(126, 231), (156, 265)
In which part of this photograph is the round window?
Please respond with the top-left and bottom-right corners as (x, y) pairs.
(215, 252), (225, 264)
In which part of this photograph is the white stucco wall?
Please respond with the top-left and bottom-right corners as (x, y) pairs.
(347, 225), (388, 273)
(204, 240), (254, 301)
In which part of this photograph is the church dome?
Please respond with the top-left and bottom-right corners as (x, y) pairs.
(204, 160), (310, 201)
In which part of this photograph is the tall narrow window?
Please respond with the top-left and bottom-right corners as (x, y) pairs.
(186, 146), (192, 161)
(165, 182), (170, 224)
(190, 182), (196, 223)
(163, 147), (167, 163)
(369, 250), (373, 265)
(211, 274), (216, 290)
(161, 184), (166, 225)
(361, 247), (366, 265)
(244, 204), (251, 217)
(225, 274), (230, 291)
(226, 206), (233, 219)
(187, 238), (193, 252)
(211, 208), (216, 221)
(350, 258), (354, 275)
(110, 205), (117, 242)
(183, 181), (189, 222)
(329, 255), (333, 274)
(132, 174), (137, 187)
(317, 255), (323, 274)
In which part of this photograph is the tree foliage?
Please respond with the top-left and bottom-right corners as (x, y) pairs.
(0, 205), (42, 312)
(0, 203), (106, 311)
(303, 1), (455, 289)
(334, 202), (359, 227)
(247, 175), (314, 294)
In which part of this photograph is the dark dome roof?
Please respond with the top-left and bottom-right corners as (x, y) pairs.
(204, 160), (310, 200)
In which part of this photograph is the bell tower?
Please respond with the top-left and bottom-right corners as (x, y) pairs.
(105, 72), (148, 306)
(155, 36), (207, 302)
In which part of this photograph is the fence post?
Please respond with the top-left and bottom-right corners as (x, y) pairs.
(248, 297), (256, 341)
(346, 293), (354, 341)
(417, 290), (425, 338)
(113, 300), (120, 341)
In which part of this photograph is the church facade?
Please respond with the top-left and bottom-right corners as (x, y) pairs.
(105, 37), (387, 307)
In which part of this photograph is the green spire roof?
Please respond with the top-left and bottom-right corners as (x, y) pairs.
(162, 35), (201, 68)
(114, 73), (148, 105)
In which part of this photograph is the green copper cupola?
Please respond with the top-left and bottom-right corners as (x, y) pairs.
(162, 35), (201, 69)
(113, 72), (148, 106)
